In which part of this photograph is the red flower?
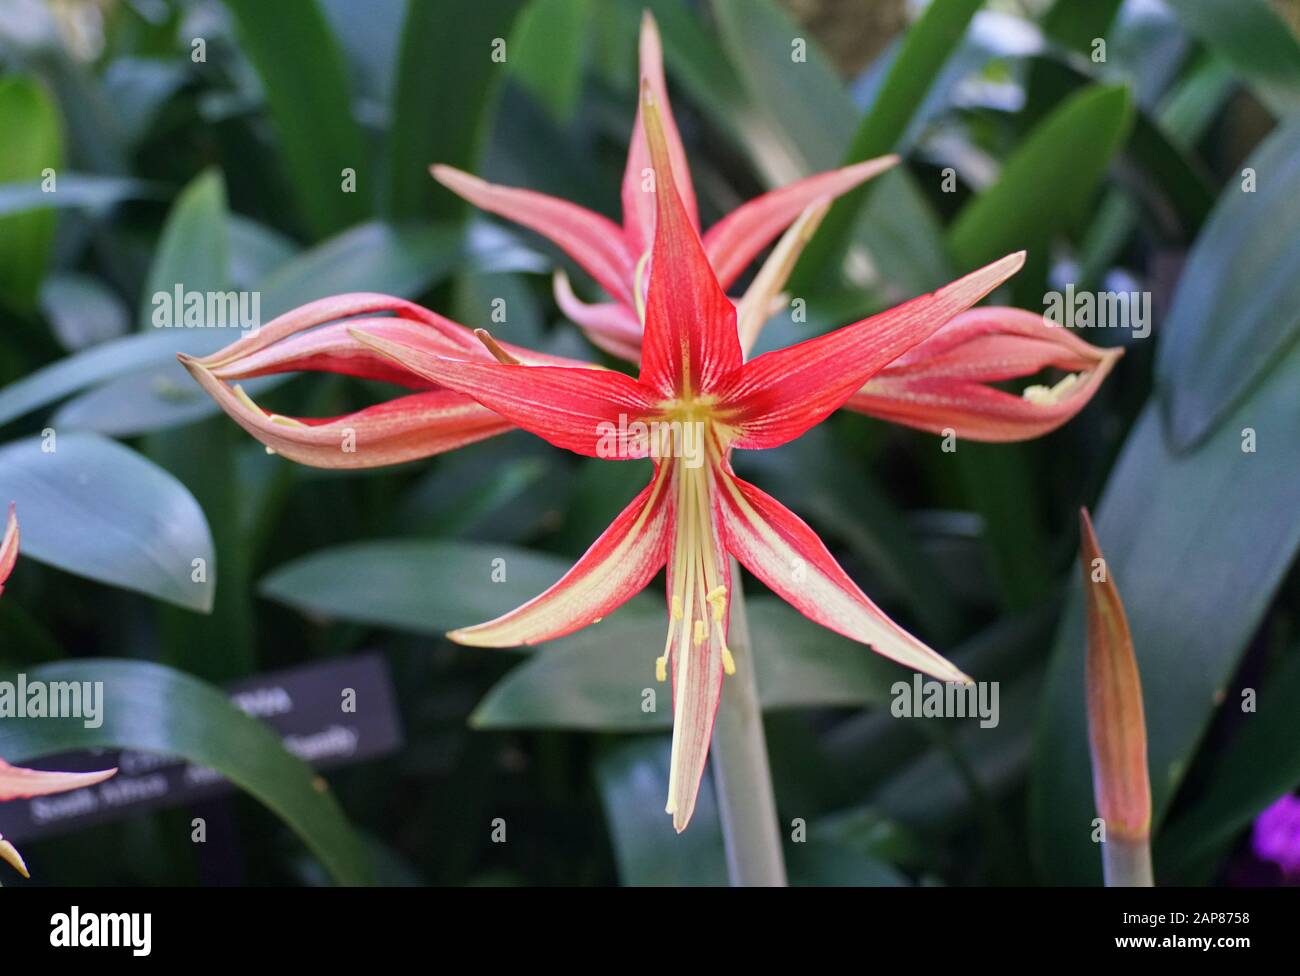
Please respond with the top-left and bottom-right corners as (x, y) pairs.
(432, 11), (897, 362)
(435, 11), (1119, 443)
(351, 90), (1025, 830)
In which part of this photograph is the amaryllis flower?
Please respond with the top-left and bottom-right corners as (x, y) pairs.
(432, 10), (898, 363)
(434, 10), (1118, 444)
(351, 91), (1026, 831)
(0, 505), (117, 877)
(178, 294), (597, 468)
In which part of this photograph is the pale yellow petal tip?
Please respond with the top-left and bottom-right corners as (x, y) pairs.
(445, 627), (479, 647)
(429, 163), (478, 189)
(0, 838), (29, 878)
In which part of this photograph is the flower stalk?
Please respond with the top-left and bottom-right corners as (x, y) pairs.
(710, 559), (787, 886)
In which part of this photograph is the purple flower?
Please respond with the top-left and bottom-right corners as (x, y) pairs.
(1252, 794), (1300, 876)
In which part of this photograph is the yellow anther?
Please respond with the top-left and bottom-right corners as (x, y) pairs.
(706, 585), (728, 621)
(721, 647), (737, 676)
(1023, 372), (1082, 406)
(693, 619), (707, 646)
(655, 655), (668, 683)
(671, 595), (684, 620)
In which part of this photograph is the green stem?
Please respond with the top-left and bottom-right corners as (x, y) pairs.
(710, 559), (788, 887)
(1102, 836), (1154, 887)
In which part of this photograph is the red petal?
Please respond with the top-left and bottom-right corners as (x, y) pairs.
(433, 165), (636, 304)
(197, 292), (451, 369)
(180, 358), (510, 468)
(449, 465), (673, 646)
(846, 307), (1122, 441)
(0, 504), (17, 598)
(716, 468), (968, 682)
(553, 270), (645, 363)
(621, 11), (699, 258)
(638, 85), (742, 398)
(704, 156), (898, 290)
(719, 252), (1025, 449)
(0, 758), (117, 803)
(352, 329), (656, 458)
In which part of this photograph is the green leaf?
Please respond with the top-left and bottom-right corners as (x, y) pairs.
(384, 0), (528, 221)
(1157, 644), (1300, 878)
(948, 84), (1134, 271)
(140, 169), (230, 327)
(510, 0), (591, 122)
(0, 175), (156, 216)
(1163, 0), (1300, 116)
(223, 0), (368, 236)
(39, 273), (129, 352)
(712, 0), (856, 174)
(0, 660), (371, 885)
(1031, 338), (1300, 884)
(0, 432), (215, 612)
(595, 737), (728, 885)
(259, 540), (577, 636)
(1157, 115), (1300, 450)
(793, 0), (983, 286)
(0, 76), (62, 310)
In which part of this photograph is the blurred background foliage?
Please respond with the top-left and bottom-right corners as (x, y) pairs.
(0, 0), (1298, 886)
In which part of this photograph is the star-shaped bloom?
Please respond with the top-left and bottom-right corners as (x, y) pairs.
(433, 11), (899, 363)
(0, 506), (118, 877)
(352, 91), (1026, 830)
(435, 10), (1120, 443)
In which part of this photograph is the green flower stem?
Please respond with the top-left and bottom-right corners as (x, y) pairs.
(1102, 836), (1154, 887)
(710, 559), (788, 887)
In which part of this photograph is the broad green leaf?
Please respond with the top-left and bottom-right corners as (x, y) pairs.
(712, 0), (855, 175)
(384, 0), (527, 220)
(223, 0), (367, 236)
(1163, 0), (1300, 116)
(1157, 115), (1300, 450)
(140, 169), (230, 327)
(794, 0), (983, 286)
(39, 273), (128, 352)
(0, 432), (215, 612)
(0, 175), (155, 216)
(259, 540), (578, 636)
(595, 738), (728, 885)
(1157, 644), (1300, 878)
(1031, 337), (1300, 884)
(228, 216), (299, 290)
(510, 0), (591, 122)
(948, 84), (1134, 271)
(0, 76), (61, 309)
(0, 660), (371, 885)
